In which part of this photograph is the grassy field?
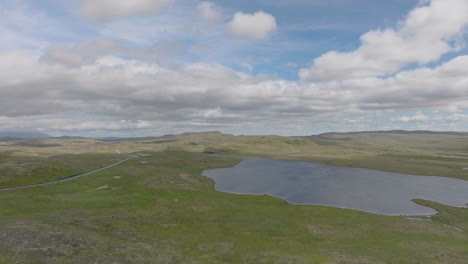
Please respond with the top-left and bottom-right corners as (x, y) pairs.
(0, 152), (125, 188)
(0, 132), (467, 263)
(2, 131), (467, 180)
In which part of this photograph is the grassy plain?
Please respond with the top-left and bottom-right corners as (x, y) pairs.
(0, 132), (467, 263)
(0, 152), (125, 188)
(3, 131), (468, 180)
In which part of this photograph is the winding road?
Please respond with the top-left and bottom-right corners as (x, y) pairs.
(0, 155), (137, 191)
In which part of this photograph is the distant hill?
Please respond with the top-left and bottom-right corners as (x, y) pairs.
(179, 131), (228, 136)
(0, 131), (51, 138)
(53, 136), (85, 139)
(318, 130), (468, 136)
(0, 137), (20, 142)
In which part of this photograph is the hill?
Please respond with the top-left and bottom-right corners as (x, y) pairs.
(0, 131), (51, 139)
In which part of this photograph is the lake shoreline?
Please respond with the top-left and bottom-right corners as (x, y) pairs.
(203, 157), (468, 216)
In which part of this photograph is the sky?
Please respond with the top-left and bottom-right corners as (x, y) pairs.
(1, 0), (468, 137)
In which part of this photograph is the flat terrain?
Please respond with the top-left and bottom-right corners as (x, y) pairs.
(0, 132), (467, 263)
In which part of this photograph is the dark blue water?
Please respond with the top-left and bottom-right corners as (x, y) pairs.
(202, 158), (468, 215)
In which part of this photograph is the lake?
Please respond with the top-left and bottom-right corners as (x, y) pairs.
(202, 158), (468, 215)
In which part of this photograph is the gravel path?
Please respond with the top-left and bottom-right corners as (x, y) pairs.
(0, 155), (137, 191)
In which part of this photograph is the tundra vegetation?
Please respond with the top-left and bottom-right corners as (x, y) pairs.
(0, 131), (467, 263)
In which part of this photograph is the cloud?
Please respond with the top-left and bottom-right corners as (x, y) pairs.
(40, 39), (184, 66)
(300, 0), (468, 81)
(391, 112), (431, 123)
(355, 55), (468, 111)
(1, 47), (468, 135)
(0, 116), (154, 133)
(284, 62), (299, 68)
(243, 55), (271, 64)
(80, 0), (172, 22)
(2, 0), (468, 135)
(197, 1), (221, 23)
(391, 113), (468, 123)
(227, 11), (277, 39)
(3, 0), (468, 136)
(0, 9), (72, 52)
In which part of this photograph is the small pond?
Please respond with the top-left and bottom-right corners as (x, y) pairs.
(202, 158), (468, 215)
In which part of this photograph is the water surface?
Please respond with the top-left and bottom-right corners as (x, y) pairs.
(202, 158), (468, 215)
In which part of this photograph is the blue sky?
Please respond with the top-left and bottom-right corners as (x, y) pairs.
(0, 0), (467, 136)
(4, 0), (421, 78)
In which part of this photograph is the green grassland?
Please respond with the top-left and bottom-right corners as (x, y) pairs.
(0, 132), (467, 263)
(2, 132), (467, 180)
(0, 152), (126, 188)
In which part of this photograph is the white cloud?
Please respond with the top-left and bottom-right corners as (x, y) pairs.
(284, 62), (299, 68)
(243, 55), (271, 64)
(40, 39), (184, 67)
(0, 9), (68, 52)
(391, 112), (430, 123)
(80, 0), (172, 21)
(227, 11), (277, 39)
(391, 113), (468, 123)
(197, 1), (221, 23)
(300, 0), (468, 81)
(3, 0), (468, 136)
(0, 116), (155, 133)
(1, 46), (468, 134)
